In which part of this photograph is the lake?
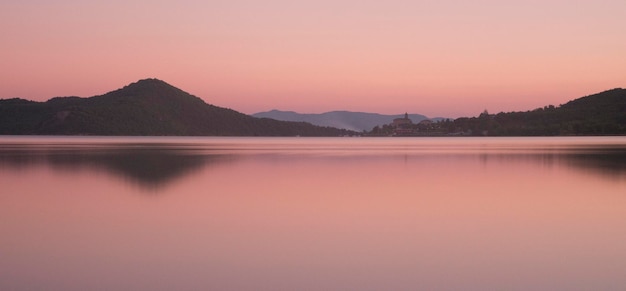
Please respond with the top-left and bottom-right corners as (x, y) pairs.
(1, 136), (625, 291)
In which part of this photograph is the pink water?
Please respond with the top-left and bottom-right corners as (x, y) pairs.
(1, 137), (625, 290)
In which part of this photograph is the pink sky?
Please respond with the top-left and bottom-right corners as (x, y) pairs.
(1, 0), (625, 117)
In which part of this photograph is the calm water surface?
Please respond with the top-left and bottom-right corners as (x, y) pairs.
(1, 136), (625, 291)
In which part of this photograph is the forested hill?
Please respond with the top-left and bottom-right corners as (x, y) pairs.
(0, 79), (354, 136)
(445, 88), (626, 135)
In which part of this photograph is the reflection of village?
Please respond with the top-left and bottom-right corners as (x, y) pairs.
(368, 113), (454, 136)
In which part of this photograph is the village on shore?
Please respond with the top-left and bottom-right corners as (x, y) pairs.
(366, 113), (457, 136)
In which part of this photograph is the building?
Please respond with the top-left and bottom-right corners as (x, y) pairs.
(392, 113), (414, 135)
(392, 113), (413, 127)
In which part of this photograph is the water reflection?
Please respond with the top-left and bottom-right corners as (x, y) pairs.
(475, 149), (626, 181)
(0, 137), (624, 191)
(1, 137), (625, 291)
(0, 143), (235, 190)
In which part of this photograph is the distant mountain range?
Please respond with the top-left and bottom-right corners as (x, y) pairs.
(253, 110), (446, 132)
(0, 79), (354, 136)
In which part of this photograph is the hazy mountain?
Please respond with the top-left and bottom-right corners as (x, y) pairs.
(0, 79), (355, 136)
(253, 110), (444, 132)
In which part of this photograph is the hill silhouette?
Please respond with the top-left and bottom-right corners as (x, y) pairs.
(442, 88), (626, 135)
(0, 79), (354, 136)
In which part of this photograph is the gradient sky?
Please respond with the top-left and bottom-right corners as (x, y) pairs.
(1, 0), (625, 117)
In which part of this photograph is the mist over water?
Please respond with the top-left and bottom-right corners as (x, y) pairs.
(1, 137), (625, 290)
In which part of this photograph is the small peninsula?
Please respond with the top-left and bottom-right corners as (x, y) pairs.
(367, 88), (625, 136)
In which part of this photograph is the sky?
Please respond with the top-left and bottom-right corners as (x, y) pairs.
(1, 0), (625, 118)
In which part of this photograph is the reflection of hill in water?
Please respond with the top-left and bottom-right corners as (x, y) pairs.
(0, 144), (235, 190)
(0, 142), (624, 190)
(474, 148), (626, 180)
(559, 150), (626, 179)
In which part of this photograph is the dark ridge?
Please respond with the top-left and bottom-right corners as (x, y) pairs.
(434, 88), (626, 136)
